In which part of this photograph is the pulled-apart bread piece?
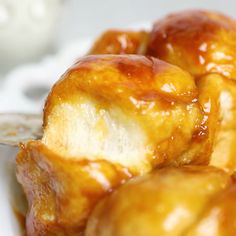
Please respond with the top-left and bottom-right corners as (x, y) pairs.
(16, 55), (205, 235)
(17, 141), (131, 235)
(86, 166), (232, 236)
(43, 55), (204, 171)
(147, 10), (236, 173)
(89, 30), (149, 55)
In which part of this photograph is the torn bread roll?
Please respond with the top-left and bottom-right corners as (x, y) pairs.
(16, 55), (206, 235)
(42, 55), (205, 172)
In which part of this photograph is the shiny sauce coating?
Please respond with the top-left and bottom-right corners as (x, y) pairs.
(147, 10), (236, 79)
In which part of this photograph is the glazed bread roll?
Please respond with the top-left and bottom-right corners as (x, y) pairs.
(147, 10), (236, 173)
(89, 30), (149, 55)
(85, 166), (233, 236)
(16, 55), (204, 235)
(147, 10), (236, 78)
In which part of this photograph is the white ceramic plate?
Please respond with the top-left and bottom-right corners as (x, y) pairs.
(0, 145), (27, 236)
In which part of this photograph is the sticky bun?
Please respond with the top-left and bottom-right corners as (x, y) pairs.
(16, 9), (236, 236)
(16, 55), (205, 235)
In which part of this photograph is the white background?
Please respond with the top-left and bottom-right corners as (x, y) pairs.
(57, 0), (236, 46)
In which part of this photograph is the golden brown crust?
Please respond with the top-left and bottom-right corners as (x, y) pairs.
(44, 55), (198, 126)
(44, 54), (198, 117)
(147, 10), (236, 79)
(88, 30), (149, 55)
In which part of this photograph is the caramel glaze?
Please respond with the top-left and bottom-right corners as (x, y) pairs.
(89, 30), (149, 55)
(147, 10), (236, 79)
(16, 141), (132, 236)
(44, 54), (198, 122)
(44, 55), (197, 109)
(186, 178), (236, 235)
(44, 55), (208, 170)
(85, 166), (232, 236)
